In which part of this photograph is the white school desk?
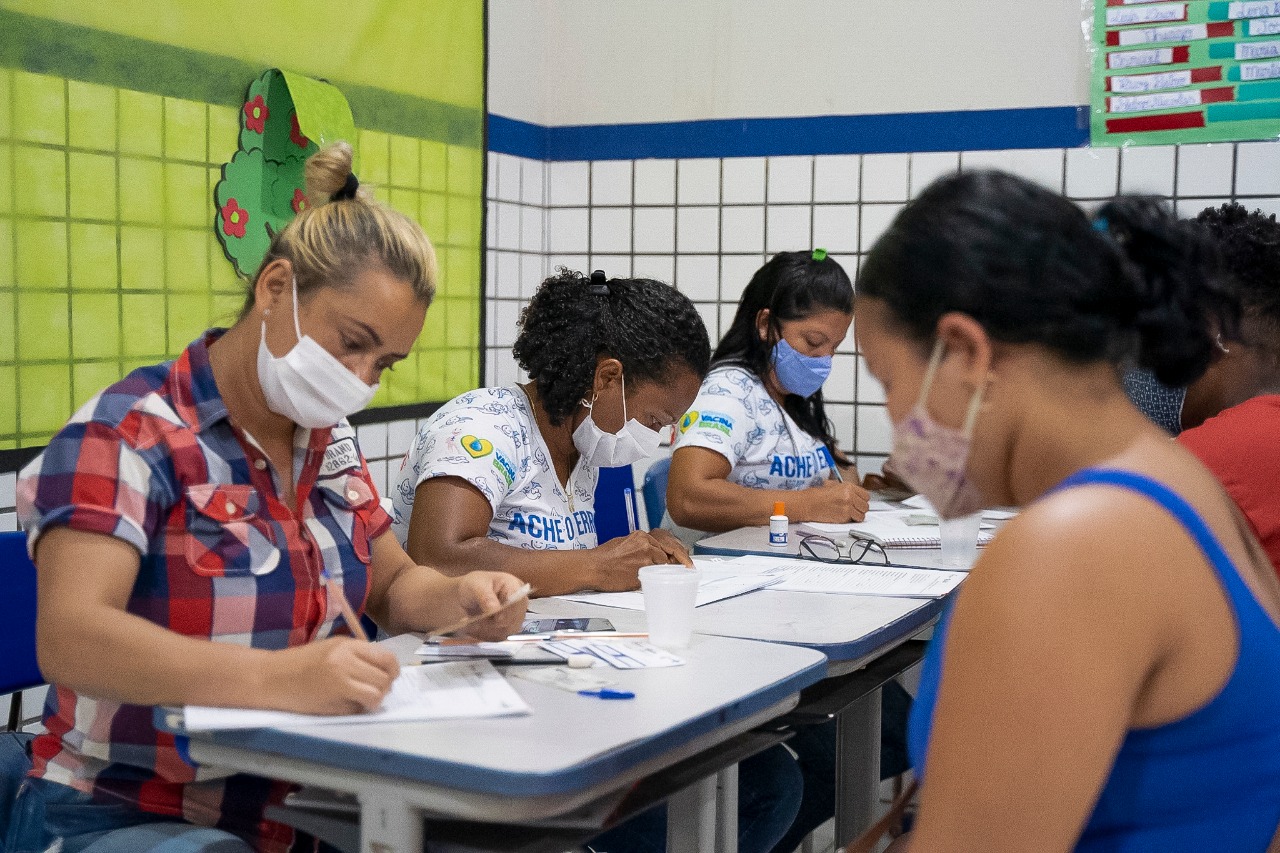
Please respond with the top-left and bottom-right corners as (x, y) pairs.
(166, 633), (826, 853)
(530, 540), (950, 848)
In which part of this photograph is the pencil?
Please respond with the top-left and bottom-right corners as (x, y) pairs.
(322, 570), (370, 642)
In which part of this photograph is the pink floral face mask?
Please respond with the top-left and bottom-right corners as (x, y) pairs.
(890, 339), (987, 520)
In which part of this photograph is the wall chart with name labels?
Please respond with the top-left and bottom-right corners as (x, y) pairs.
(1092, 0), (1280, 145)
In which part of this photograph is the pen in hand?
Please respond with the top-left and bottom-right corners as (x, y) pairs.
(322, 568), (370, 642)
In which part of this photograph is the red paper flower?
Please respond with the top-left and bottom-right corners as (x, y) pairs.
(289, 113), (309, 149)
(291, 188), (308, 214)
(221, 198), (249, 238)
(243, 95), (268, 134)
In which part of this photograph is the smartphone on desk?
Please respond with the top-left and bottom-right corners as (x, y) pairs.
(516, 617), (615, 636)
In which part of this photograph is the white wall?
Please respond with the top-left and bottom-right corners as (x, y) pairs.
(487, 0), (551, 125)
(488, 0), (1092, 127)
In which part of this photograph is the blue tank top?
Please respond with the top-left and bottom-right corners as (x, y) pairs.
(908, 468), (1280, 851)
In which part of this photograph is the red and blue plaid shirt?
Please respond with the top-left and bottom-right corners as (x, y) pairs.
(16, 330), (391, 852)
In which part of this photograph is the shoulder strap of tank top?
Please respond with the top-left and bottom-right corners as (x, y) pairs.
(1047, 468), (1247, 600)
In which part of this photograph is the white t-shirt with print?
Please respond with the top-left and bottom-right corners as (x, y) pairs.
(390, 386), (599, 551)
(663, 365), (838, 544)
(673, 364), (837, 491)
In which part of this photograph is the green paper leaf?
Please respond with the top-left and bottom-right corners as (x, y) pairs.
(281, 69), (358, 168)
(261, 71), (314, 165)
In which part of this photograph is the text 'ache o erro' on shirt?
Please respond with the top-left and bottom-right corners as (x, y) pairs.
(390, 386), (600, 551)
(672, 364), (837, 491)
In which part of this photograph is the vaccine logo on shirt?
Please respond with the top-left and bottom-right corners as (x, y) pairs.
(492, 451), (516, 487)
(461, 434), (493, 458)
(679, 411), (699, 434)
(695, 411), (734, 436)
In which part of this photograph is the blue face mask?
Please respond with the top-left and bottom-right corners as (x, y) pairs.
(772, 338), (832, 398)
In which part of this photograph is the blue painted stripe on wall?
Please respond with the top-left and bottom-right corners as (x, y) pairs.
(487, 106), (1090, 161)
(487, 113), (548, 159)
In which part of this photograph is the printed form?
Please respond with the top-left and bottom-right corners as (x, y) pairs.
(182, 659), (530, 731)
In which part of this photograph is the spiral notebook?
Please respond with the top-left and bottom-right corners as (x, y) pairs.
(798, 511), (995, 549)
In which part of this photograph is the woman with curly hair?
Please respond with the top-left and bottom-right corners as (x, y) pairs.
(1177, 202), (1280, 576)
(390, 268), (709, 595)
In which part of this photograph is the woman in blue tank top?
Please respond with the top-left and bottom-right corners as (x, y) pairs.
(854, 171), (1280, 852)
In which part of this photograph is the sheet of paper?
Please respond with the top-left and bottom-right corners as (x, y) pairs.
(763, 563), (966, 598)
(860, 497), (1015, 522)
(540, 639), (685, 669)
(798, 511), (994, 547)
(508, 667), (618, 693)
(553, 565), (780, 611)
(183, 660), (530, 731)
(868, 500), (897, 512)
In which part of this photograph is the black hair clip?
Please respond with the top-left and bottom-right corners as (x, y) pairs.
(588, 269), (610, 295)
(332, 172), (360, 202)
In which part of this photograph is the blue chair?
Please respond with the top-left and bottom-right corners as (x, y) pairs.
(0, 531), (42, 840)
(593, 465), (639, 544)
(0, 532), (41, 731)
(641, 457), (672, 531)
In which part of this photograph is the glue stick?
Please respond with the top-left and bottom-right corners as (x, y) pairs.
(769, 501), (789, 548)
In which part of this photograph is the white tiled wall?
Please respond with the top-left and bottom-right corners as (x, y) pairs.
(486, 141), (1280, 475)
(355, 418), (437, 505)
(0, 470), (16, 532)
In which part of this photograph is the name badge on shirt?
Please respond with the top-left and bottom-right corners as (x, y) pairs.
(320, 437), (360, 478)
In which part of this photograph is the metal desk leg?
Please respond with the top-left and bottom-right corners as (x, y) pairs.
(834, 686), (882, 848)
(361, 789), (423, 853)
(667, 773), (719, 853)
(715, 764), (739, 853)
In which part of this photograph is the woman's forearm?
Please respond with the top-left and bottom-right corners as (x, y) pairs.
(410, 535), (602, 597)
(39, 601), (281, 708)
(667, 476), (808, 532)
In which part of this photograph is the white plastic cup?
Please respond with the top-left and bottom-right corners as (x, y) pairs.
(939, 512), (982, 568)
(639, 564), (701, 648)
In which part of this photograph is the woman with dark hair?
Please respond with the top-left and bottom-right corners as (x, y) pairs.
(856, 171), (1280, 852)
(391, 268), (708, 595)
(390, 268), (805, 853)
(664, 250), (870, 544)
(1177, 202), (1280, 576)
(663, 251), (894, 853)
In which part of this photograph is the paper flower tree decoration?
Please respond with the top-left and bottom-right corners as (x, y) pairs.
(214, 70), (357, 278)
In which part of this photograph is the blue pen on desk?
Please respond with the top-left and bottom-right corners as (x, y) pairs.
(578, 688), (635, 700)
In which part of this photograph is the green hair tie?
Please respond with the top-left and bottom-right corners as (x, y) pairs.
(811, 248), (828, 262)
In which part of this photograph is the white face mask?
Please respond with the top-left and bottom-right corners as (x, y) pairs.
(256, 276), (379, 429)
(572, 373), (663, 468)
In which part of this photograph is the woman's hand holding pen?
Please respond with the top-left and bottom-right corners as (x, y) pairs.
(452, 571), (529, 640)
(588, 529), (695, 591)
(801, 479), (871, 523)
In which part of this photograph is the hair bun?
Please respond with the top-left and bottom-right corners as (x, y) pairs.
(304, 141), (362, 206)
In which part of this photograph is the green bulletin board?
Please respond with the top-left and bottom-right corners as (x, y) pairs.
(0, 0), (485, 450)
(1092, 0), (1280, 145)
